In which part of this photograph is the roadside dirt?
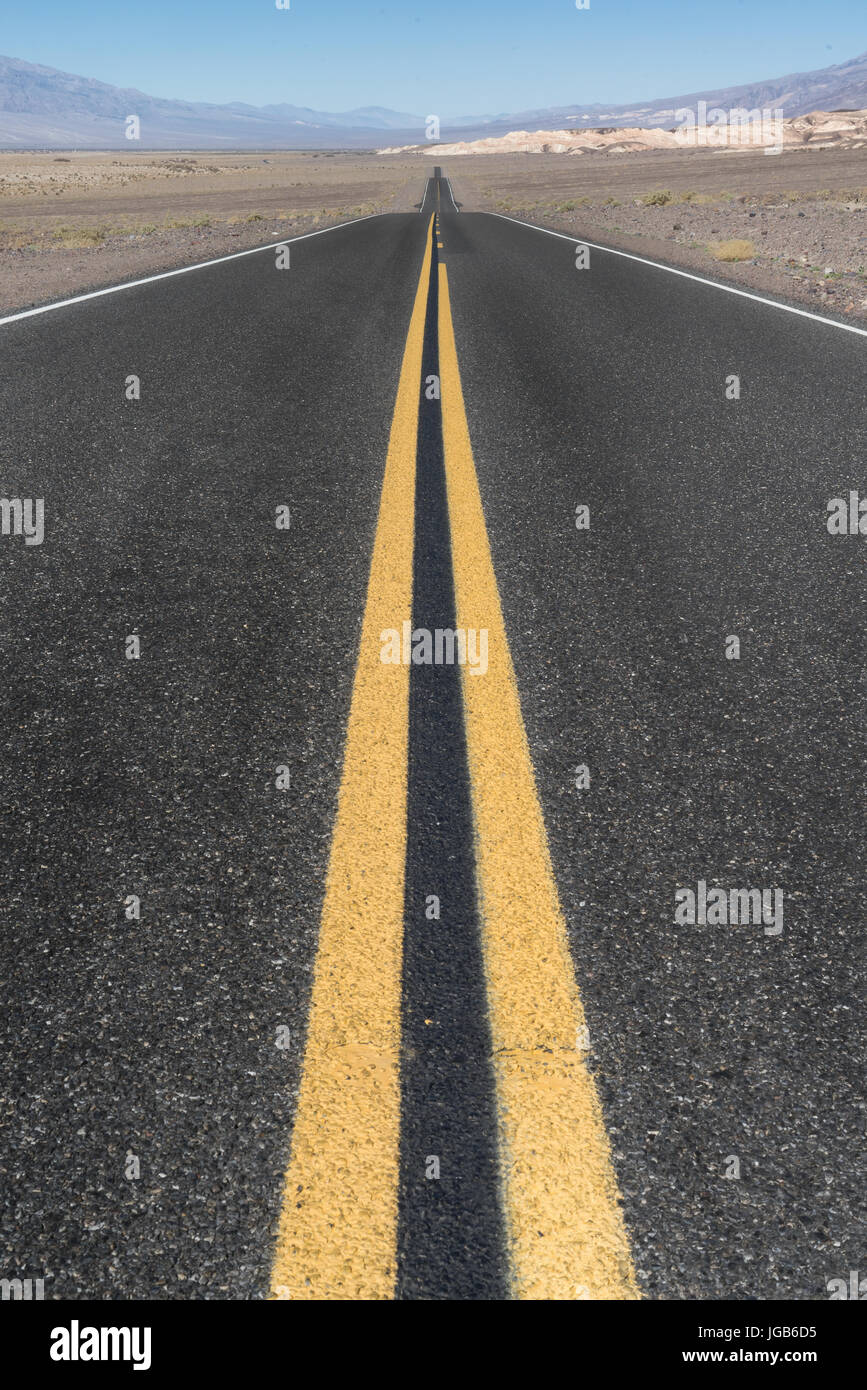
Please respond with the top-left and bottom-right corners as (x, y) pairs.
(447, 147), (867, 322)
(0, 151), (425, 313)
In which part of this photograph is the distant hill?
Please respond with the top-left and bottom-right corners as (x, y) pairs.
(466, 50), (867, 139)
(0, 56), (424, 148)
(382, 108), (867, 158)
(0, 50), (865, 149)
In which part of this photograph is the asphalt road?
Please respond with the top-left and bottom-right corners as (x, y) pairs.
(0, 172), (864, 1301)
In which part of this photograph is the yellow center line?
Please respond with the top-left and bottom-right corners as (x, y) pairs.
(437, 261), (640, 1301)
(269, 215), (434, 1301)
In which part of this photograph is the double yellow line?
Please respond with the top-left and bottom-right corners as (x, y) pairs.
(270, 215), (638, 1301)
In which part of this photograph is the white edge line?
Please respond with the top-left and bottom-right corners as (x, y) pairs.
(420, 177), (430, 213)
(0, 213), (382, 328)
(446, 178), (459, 212)
(489, 210), (867, 338)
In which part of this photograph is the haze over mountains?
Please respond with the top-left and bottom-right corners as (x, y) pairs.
(0, 49), (865, 149)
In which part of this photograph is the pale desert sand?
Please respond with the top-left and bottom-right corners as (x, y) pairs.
(382, 108), (867, 156)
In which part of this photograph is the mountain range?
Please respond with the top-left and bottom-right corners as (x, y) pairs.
(0, 50), (865, 149)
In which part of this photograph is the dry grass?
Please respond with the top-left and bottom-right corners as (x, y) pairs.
(708, 238), (756, 261)
(0, 151), (422, 238)
(53, 225), (106, 247)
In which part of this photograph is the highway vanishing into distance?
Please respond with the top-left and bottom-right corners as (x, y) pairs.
(0, 171), (864, 1301)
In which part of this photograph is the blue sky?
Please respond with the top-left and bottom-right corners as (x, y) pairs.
(3, 0), (865, 116)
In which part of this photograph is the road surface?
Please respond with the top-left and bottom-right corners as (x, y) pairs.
(0, 171), (864, 1301)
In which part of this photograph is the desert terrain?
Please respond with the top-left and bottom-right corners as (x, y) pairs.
(0, 151), (425, 312)
(0, 140), (865, 319)
(445, 142), (867, 320)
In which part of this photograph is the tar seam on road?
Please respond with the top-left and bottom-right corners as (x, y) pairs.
(396, 193), (508, 1299)
(438, 254), (640, 1299)
(489, 211), (867, 338)
(268, 214), (433, 1300)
